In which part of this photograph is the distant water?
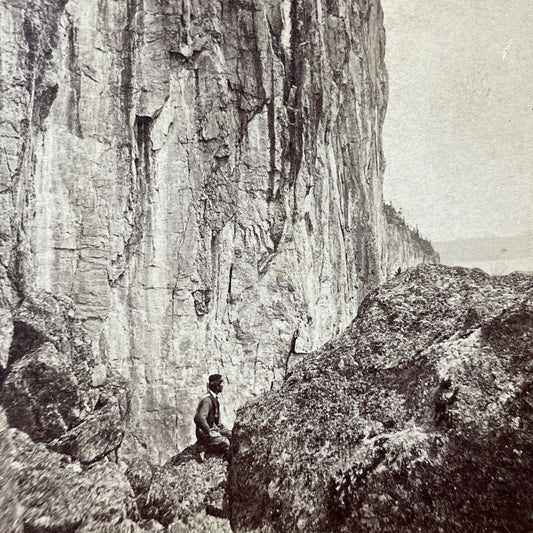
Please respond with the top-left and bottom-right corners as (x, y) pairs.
(435, 234), (533, 275)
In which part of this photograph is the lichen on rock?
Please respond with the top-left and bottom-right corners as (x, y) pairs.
(126, 446), (230, 531)
(0, 428), (139, 533)
(228, 265), (533, 533)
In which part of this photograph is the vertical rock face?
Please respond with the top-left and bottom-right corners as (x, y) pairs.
(382, 204), (438, 278)
(0, 0), (437, 460)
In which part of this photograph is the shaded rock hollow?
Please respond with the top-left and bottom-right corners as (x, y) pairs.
(0, 291), (130, 464)
(228, 265), (533, 532)
(0, 0), (437, 462)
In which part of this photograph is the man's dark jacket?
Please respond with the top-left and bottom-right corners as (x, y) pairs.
(194, 394), (220, 443)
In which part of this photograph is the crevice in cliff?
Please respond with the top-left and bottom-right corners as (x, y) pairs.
(24, 0), (70, 127)
(227, 263), (234, 303)
(257, 253), (274, 277)
(34, 83), (59, 126)
(228, 0), (259, 12)
(267, 67), (277, 203)
(192, 289), (211, 316)
(283, 329), (299, 379)
(135, 116), (152, 187)
(283, 328), (311, 379)
(285, 0), (304, 196)
(262, 20), (289, 267)
(66, 13), (83, 137)
(194, 68), (200, 98)
(109, 115), (153, 287)
(22, 15), (39, 73)
(228, 83), (269, 135)
(121, 0), (137, 124)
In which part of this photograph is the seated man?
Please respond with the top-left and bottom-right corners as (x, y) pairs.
(194, 374), (232, 460)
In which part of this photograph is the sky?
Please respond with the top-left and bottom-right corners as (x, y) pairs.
(381, 0), (533, 245)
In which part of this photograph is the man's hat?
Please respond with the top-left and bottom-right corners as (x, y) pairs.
(209, 374), (223, 385)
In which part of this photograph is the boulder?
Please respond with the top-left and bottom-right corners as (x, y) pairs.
(0, 428), (139, 533)
(7, 291), (94, 380)
(48, 400), (124, 463)
(0, 291), (129, 462)
(127, 447), (229, 528)
(1, 342), (85, 441)
(1, 292), (94, 443)
(228, 265), (533, 533)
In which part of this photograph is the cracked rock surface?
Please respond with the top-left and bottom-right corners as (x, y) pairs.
(1, 0), (437, 461)
(0, 291), (129, 464)
(228, 265), (533, 533)
(126, 447), (231, 532)
(0, 427), (140, 533)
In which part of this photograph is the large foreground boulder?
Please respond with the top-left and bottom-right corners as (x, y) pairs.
(0, 427), (140, 533)
(228, 265), (533, 532)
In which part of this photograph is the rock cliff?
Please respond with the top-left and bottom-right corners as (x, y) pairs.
(0, 0), (437, 461)
(228, 265), (533, 532)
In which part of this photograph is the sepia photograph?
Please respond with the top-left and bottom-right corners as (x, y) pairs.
(0, 0), (531, 531)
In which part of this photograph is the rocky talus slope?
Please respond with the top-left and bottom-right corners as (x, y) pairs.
(0, 417), (233, 532)
(0, 423), (140, 533)
(229, 265), (533, 532)
(0, 0), (437, 460)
